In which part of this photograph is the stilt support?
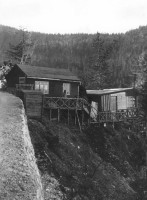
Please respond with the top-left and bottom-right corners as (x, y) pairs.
(58, 109), (60, 122)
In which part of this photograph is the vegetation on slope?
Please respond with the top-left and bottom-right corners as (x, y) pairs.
(27, 117), (147, 200)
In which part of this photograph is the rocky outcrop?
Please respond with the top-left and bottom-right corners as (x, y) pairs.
(0, 92), (43, 200)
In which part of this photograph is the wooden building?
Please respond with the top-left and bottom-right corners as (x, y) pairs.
(5, 64), (81, 97)
(87, 88), (138, 111)
(5, 65), (139, 125)
(86, 88), (139, 123)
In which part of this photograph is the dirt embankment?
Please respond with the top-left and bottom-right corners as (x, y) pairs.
(0, 92), (43, 200)
(28, 118), (139, 200)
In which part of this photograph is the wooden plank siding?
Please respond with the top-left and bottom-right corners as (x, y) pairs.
(26, 78), (79, 98)
(18, 90), (43, 118)
(5, 66), (26, 88)
(98, 92), (136, 112)
(5, 65), (81, 98)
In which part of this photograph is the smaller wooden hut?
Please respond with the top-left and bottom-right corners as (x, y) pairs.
(87, 88), (138, 112)
(86, 88), (139, 123)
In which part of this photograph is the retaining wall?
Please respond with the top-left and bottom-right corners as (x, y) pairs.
(0, 92), (43, 200)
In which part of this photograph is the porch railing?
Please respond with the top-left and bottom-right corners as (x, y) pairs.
(43, 97), (138, 123)
(43, 97), (90, 110)
(97, 108), (138, 123)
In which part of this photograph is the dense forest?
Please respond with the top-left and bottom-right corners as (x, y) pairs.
(1, 24), (147, 89)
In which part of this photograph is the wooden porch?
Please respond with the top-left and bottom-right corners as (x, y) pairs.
(43, 97), (90, 110)
(15, 85), (139, 126)
(43, 97), (138, 124)
(92, 108), (138, 123)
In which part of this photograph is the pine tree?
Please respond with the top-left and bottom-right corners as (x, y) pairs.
(6, 28), (33, 64)
(87, 33), (112, 89)
(6, 41), (24, 63)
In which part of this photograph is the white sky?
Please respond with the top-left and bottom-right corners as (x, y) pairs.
(0, 0), (147, 34)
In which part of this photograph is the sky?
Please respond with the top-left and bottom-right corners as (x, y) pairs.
(0, 0), (147, 34)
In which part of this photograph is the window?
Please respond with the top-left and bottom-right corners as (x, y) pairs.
(35, 81), (49, 94)
(110, 96), (117, 111)
(19, 77), (25, 84)
(63, 83), (70, 96)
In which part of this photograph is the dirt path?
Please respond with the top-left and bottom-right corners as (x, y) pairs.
(0, 92), (43, 200)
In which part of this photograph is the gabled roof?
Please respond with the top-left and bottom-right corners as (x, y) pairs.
(17, 64), (80, 82)
(87, 88), (134, 96)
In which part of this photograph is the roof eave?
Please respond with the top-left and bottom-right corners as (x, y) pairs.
(27, 76), (81, 83)
(87, 88), (134, 96)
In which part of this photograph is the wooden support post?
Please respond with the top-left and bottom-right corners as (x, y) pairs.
(76, 109), (82, 133)
(58, 109), (60, 122)
(68, 109), (70, 125)
(88, 110), (91, 124)
(50, 109), (52, 121)
(88, 118), (90, 125)
(75, 110), (77, 125)
(41, 94), (44, 121)
(145, 119), (147, 167)
(82, 110), (84, 126)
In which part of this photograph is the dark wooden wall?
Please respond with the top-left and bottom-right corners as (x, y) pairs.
(5, 65), (80, 98)
(26, 78), (79, 98)
(5, 66), (25, 87)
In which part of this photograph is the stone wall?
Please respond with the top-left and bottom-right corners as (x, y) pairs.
(0, 92), (43, 200)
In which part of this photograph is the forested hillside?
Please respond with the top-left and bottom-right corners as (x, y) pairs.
(1, 24), (147, 89)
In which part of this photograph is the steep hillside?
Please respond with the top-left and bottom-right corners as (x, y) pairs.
(28, 117), (147, 199)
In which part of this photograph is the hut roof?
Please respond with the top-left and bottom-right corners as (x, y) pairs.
(17, 64), (80, 82)
(87, 88), (134, 96)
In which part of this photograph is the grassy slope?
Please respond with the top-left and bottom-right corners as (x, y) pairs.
(28, 117), (145, 200)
